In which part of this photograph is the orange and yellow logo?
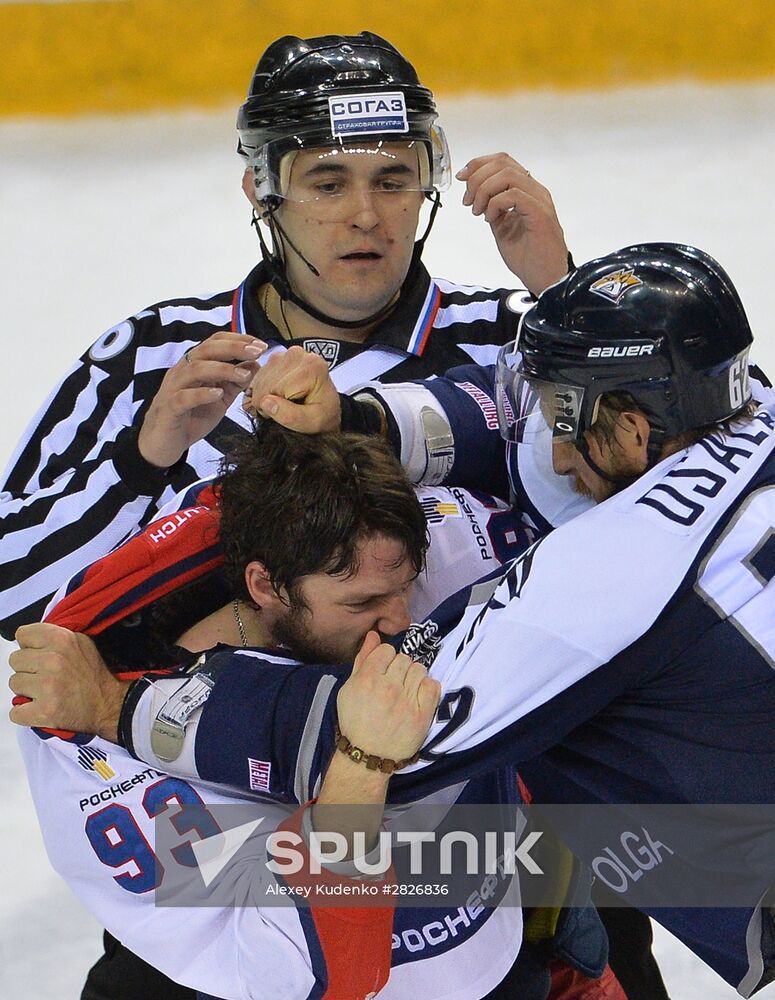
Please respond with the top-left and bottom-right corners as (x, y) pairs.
(590, 268), (643, 304)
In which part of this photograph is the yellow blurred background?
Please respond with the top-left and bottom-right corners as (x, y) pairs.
(2, 0), (774, 117)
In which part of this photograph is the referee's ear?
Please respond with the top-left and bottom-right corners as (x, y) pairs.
(242, 168), (262, 213)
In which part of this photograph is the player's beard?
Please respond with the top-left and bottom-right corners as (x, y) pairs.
(270, 604), (360, 665)
(572, 448), (644, 502)
(571, 475), (595, 499)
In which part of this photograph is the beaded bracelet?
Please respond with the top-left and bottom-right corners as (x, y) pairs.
(334, 726), (420, 774)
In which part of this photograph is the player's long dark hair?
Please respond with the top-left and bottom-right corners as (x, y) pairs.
(215, 420), (429, 609)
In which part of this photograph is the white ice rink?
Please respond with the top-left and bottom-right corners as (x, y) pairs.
(1, 81), (774, 998)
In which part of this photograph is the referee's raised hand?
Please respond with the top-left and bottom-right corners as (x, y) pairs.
(138, 331), (266, 468)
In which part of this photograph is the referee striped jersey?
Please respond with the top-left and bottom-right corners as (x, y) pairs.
(0, 254), (530, 637)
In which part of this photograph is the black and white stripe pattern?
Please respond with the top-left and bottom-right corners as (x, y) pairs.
(0, 262), (528, 637)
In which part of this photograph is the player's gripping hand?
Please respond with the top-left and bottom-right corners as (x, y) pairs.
(243, 346), (342, 433)
(457, 153), (568, 297)
(335, 631), (441, 763)
(138, 332), (267, 468)
(8, 623), (129, 742)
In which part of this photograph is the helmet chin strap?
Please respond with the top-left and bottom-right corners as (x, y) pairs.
(250, 191), (442, 332)
(573, 437), (635, 488)
(573, 423), (666, 489)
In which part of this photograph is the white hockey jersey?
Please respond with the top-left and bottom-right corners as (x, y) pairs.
(18, 484), (532, 1000)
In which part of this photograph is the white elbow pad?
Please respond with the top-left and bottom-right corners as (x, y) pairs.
(363, 385), (455, 484)
(130, 674), (207, 776)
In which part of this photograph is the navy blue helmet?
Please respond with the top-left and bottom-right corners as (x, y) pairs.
(499, 243), (754, 450)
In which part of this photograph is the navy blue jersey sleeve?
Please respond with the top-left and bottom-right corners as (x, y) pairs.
(424, 365), (510, 498)
(367, 365), (510, 499)
(366, 365), (595, 532)
(192, 650), (348, 803)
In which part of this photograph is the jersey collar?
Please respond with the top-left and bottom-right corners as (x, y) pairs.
(232, 248), (441, 357)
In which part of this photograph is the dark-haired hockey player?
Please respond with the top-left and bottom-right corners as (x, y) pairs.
(12, 423), (618, 1000)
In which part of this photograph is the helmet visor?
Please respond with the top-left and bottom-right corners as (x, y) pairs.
(248, 128), (451, 221)
(495, 342), (586, 444)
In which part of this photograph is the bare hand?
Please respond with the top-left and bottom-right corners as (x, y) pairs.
(8, 623), (130, 741)
(138, 332), (267, 468)
(457, 153), (569, 297)
(335, 631), (441, 762)
(243, 346), (342, 433)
